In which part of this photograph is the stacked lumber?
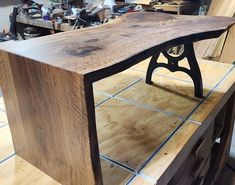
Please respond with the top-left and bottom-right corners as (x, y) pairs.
(220, 25), (235, 63)
(160, 0), (191, 5)
(195, 0), (235, 60)
(125, 0), (190, 6)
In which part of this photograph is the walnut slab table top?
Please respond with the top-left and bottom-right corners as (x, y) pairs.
(0, 12), (235, 185)
(0, 12), (234, 80)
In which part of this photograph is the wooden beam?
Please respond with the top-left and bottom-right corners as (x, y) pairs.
(220, 25), (235, 63)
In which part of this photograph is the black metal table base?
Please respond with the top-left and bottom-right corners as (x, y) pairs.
(146, 43), (203, 98)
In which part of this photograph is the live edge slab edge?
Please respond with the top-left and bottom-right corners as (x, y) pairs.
(0, 12), (234, 185)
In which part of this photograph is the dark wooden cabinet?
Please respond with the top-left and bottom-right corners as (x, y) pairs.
(168, 95), (235, 185)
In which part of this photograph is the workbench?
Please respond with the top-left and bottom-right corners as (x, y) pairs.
(15, 15), (73, 39)
(152, 2), (199, 15)
(0, 12), (235, 185)
(16, 15), (73, 31)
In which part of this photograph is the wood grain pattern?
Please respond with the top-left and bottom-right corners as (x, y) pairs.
(0, 13), (234, 82)
(93, 68), (144, 96)
(0, 51), (102, 185)
(96, 98), (182, 169)
(220, 25), (235, 63)
(140, 121), (199, 184)
(194, 0), (235, 59)
(0, 156), (60, 185)
(205, 0), (235, 58)
(117, 75), (209, 118)
(94, 94), (110, 106)
(0, 125), (14, 162)
(154, 57), (233, 87)
(0, 155), (133, 185)
(190, 68), (235, 123)
(130, 176), (155, 185)
(101, 159), (133, 185)
(131, 58), (152, 72)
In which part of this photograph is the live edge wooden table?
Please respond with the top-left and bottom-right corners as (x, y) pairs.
(0, 12), (235, 185)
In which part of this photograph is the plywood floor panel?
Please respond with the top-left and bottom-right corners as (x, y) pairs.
(190, 68), (235, 123)
(130, 58), (151, 73)
(0, 155), (133, 185)
(117, 76), (210, 118)
(101, 159), (133, 185)
(154, 59), (233, 87)
(96, 98), (183, 169)
(0, 96), (7, 130)
(93, 69), (144, 96)
(140, 121), (199, 181)
(129, 176), (155, 185)
(0, 96), (6, 111)
(0, 110), (8, 124)
(94, 94), (110, 107)
(0, 125), (14, 162)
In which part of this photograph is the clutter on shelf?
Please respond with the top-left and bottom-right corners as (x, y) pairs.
(8, 0), (147, 40)
(4, 0), (200, 41)
(0, 30), (17, 42)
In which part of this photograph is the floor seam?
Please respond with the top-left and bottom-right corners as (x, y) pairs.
(0, 153), (16, 164)
(100, 154), (135, 173)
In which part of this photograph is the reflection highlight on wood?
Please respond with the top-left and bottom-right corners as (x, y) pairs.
(0, 96), (6, 111)
(0, 110), (8, 124)
(94, 94), (110, 106)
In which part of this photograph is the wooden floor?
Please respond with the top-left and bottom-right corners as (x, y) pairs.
(0, 55), (235, 185)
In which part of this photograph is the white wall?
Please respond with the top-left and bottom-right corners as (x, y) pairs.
(0, 0), (21, 31)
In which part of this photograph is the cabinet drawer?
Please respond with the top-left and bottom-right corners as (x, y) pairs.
(194, 176), (204, 185)
(168, 123), (214, 185)
(192, 156), (210, 185)
(192, 153), (211, 180)
(193, 123), (214, 159)
(214, 103), (227, 140)
(173, 153), (195, 184)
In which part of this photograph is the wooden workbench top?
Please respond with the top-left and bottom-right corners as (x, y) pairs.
(0, 13), (234, 81)
(16, 15), (73, 32)
(1, 55), (235, 185)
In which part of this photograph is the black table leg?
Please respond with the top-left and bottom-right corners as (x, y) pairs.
(146, 43), (203, 98)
